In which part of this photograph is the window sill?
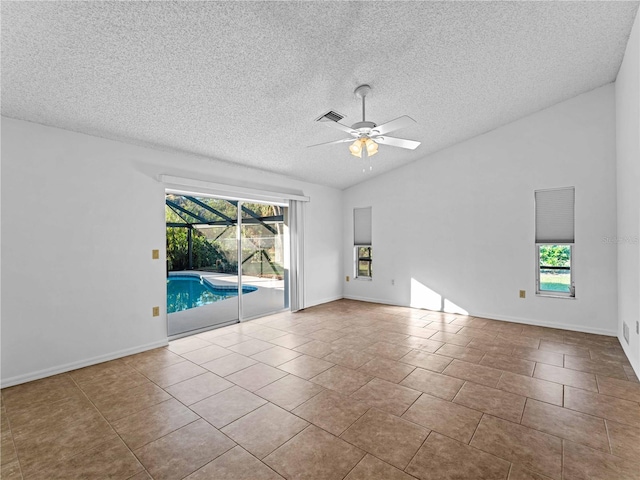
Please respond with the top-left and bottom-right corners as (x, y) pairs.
(536, 293), (576, 300)
(354, 277), (372, 282)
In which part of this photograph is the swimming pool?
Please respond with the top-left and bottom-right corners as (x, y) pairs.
(167, 276), (257, 314)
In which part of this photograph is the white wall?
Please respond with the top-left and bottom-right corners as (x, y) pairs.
(0, 118), (343, 387)
(344, 84), (618, 336)
(616, 10), (640, 378)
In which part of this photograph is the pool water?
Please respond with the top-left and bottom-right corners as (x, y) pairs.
(167, 276), (256, 313)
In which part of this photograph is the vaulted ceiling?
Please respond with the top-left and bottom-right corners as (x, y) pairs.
(2, 1), (638, 189)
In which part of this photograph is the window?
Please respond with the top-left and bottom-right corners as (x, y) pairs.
(535, 187), (575, 297)
(356, 246), (373, 278)
(537, 244), (573, 295)
(354, 207), (372, 279)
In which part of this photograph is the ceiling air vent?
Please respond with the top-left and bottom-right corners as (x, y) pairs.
(315, 110), (345, 123)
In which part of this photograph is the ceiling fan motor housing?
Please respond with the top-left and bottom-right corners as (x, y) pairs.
(351, 121), (377, 137)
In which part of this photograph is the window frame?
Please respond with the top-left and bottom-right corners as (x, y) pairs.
(535, 243), (575, 298)
(354, 245), (373, 281)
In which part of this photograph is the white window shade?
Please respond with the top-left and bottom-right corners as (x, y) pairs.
(535, 187), (575, 243)
(354, 207), (372, 245)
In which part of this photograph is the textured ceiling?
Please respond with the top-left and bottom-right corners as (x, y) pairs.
(2, 1), (638, 189)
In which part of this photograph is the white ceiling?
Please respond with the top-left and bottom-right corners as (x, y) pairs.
(2, 1), (638, 189)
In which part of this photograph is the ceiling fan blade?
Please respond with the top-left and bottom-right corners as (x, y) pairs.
(373, 135), (421, 150)
(321, 121), (358, 135)
(307, 137), (354, 148)
(371, 115), (416, 136)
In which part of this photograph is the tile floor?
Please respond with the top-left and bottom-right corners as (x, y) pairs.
(1, 300), (639, 480)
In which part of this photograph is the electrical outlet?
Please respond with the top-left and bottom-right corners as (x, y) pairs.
(152, 306), (160, 317)
(519, 290), (526, 298)
(391, 279), (395, 286)
(152, 249), (159, 259)
(346, 276), (350, 282)
(623, 322), (629, 344)
(636, 321), (639, 335)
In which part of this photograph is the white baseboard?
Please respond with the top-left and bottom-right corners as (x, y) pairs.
(1, 339), (169, 388)
(343, 295), (617, 337)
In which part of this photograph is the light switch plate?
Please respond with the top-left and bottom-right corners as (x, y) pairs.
(152, 249), (159, 259)
(152, 306), (160, 317)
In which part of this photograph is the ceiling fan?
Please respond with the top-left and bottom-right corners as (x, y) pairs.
(309, 84), (421, 158)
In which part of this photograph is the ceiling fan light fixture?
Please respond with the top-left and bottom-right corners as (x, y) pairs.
(365, 138), (378, 156)
(349, 139), (363, 158)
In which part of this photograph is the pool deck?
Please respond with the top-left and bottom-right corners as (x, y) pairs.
(167, 271), (286, 336)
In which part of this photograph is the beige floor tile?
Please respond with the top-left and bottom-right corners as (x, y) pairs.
(1, 430), (17, 466)
(255, 374), (325, 410)
(456, 326), (498, 341)
(429, 332), (473, 347)
(180, 345), (233, 364)
(533, 363), (597, 392)
(596, 375), (640, 402)
(165, 372), (233, 405)
(244, 327), (289, 342)
(209, 333), (255, 348)
(142, 361), (207, 388)
(402, 393), (482, 443)
(1, 375), (79, 415)
(497, 372), (563, 406)
(366, 331), (411, 344)
(293, 340), (339, 358)
(92, 382), (172, 422)
(407, 432), (510, 480)
(268, 334), (313, 349)
(454, 382), (526, 423)
(511, 347), (563, 367)
(278, 355), (334, 379)
(350, 378), (420, 416)
(565, 385), (640, 427)
(564, 355), (628, 380)
(480, 354), (535, 376)
(442, 359), (503, 388)
(201, 353), (257, 377)
(562, 440), (640, 480)
(112, 398), (199, 449)
(467, 338), (515, 356)
(26, 437), (143, 480)
(128, 350), (187, 375)
(359, 357), (416, 383)
(396, 336), (444, 353)
(227, 339), (275, 356)
(226, 363), (288, 391)
(307, 328), (350, 342)
(76, 370), (151, 399)
(470, 415), (562, 479)
(167, 336), (212, 354)
(14, 412), (117, 477)
(341, 408), (428, 469)
(323, 349), (374, 369)
(135, 419), (235, 480)
(185, 446), (284, 480)
(331, 335), (378, 350)
(1, 460), (22, 480)
(190, 385), (266, 428)
(293, 390), (368, 436)
(221, 403), (308, 459)
(606, 419), (640, 463)
(397, 350), (452, 373)
(310, 366), (372, 395)
(495, 333), (540, 349)
(520, 399), (609, 452)
(344, 454), (417, 480)
(363, 342), (413, 361)
(264, 425), (365, 480)
(538, 341), (589, 358)
(508, 464), (554, 480)
(251, 346), (302, 366)
(435, 344), (485, 363)
(400, 368), (464, 400)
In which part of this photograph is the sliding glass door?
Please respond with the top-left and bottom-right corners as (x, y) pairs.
(165, 193), (288, 337)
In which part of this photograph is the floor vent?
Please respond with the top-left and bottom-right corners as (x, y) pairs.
(623, 322), (630, 344)
(316, 110), (345, 123)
